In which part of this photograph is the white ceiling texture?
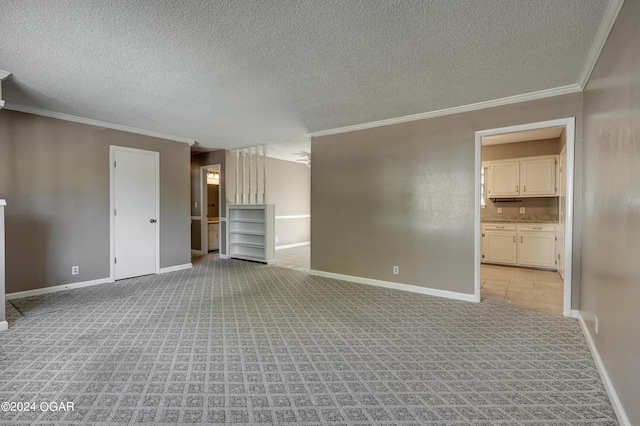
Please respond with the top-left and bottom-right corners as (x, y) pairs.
(0, 1), (613, 161)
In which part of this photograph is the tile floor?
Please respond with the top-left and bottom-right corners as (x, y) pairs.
(274, 244), (310, 271)
(481, 263), (564, 315)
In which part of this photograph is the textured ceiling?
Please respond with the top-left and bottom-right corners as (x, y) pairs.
(0, 0), (610, 160)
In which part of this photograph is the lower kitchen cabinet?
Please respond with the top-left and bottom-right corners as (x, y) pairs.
(482, 224), (517, 265)
(482, 223), (557, 270)
(517, 224), (557, 269)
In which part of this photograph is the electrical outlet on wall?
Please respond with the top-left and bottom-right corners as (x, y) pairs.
(393, 266), (399, 275)
(497, 207), (502, 214)
(72, 266), (79, 275)
(194, 202), (198, 209)
(520, 207), (526, 214)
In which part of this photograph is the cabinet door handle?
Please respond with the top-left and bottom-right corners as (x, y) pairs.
(513, 236), (515, 243)
(521, 236), (523, 243)
(497, 226), (504, 229)
(524, 185), (526, 192)
(516, 185), (519, 192)
(533, 227), (542, 230)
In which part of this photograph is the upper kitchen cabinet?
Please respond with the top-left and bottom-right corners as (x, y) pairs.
(520, 156), (557, 196)
(487, 155), (558, 198)
(487, 160), (520, 197)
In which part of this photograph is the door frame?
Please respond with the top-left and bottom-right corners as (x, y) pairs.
(109, 145), (160, 280)
(198, 164), (222, 255)
(474, 117), (575, 317)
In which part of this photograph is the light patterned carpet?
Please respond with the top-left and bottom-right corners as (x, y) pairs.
(0, 254), (617, 425)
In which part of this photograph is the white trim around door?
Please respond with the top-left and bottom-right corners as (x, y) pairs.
(110, 146), (160, 281)
(474, 117), (576, 317)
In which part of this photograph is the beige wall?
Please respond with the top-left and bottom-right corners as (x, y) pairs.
(0, 110), (191, 293)
(581, 0), (640, 422)
(207, 184), (220, 217)
(267, 158), (310, 247)
(312, 92), (582, 295)
(482, 138), (560, 161)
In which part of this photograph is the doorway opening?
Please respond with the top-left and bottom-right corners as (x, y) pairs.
(474, 118), (575, 317)
(199, 165), (221, 254)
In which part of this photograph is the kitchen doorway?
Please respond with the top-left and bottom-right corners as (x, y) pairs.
(474, 118), (575, 317)
(199, 164), (221, 254)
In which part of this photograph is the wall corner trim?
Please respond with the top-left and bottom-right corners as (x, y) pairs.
(158, 263), (192, 274)
(275, 241), (310, 250)
(5, 277), (114, 300)
(309, 270), (476, 303)
(577, 312), (631, 426)
(577, 0), (625, 89)
(3, 103), (193, 144)
(307, 84), (581, 138)
(0, 321), (7, 331)
(275, 215), (311, 220)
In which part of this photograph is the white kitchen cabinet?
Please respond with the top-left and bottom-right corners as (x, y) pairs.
(486, 155), (558, 198)
(482, 224), (517, 265)
(227, 204), (275, 264)
(482, 223), (557, 270)
(520, 157), (557, 196)
(207, 222), (219, 251)
(517, 224), (557, 269)
(487, 161), (520, 197)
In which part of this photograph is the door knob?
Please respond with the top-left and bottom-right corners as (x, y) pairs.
(150, 219), (157, 223)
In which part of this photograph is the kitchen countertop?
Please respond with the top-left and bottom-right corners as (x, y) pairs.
(482, 219), (558, 224)
(481, 215), (558, 224)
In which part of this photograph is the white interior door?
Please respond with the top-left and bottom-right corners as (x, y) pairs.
(113, 147), (159, 280)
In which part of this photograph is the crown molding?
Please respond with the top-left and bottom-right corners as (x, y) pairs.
(3, 103), (192, 144)
(578, 0), (625, 89)
(308, 84), (582, 138)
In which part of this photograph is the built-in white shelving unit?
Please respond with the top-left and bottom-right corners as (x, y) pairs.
(226, 204), (275, 264)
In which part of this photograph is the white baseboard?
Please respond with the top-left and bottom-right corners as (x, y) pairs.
(6, 264), (193, 300)
(577, 312), (631, 426)
(309, 270), (476, 303)
(159, 263), (192, 274)
(5, 277), (114, 300)
(570, 309), (579, 319)
(276, 241), (310, 250)
(0, 321), (8, 331)
(220, 254), (230, 259)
